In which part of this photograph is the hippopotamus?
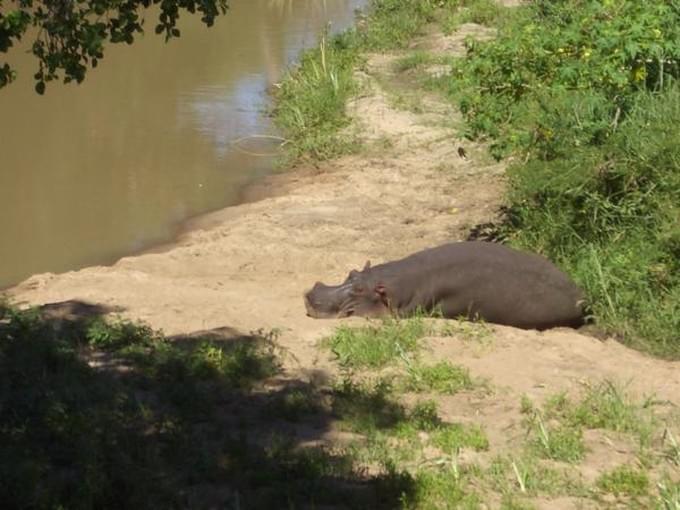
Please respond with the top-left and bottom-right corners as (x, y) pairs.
(304, 241), (586, 330)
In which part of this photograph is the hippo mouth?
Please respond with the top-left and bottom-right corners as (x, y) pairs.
(303, 281), (354, 318)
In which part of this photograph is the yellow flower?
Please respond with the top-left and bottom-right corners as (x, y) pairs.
(632, 66), (646, 82)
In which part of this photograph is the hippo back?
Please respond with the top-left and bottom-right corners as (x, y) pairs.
(370, 242), (585, 329)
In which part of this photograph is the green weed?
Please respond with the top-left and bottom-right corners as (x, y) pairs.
(128, 336), (280, 393)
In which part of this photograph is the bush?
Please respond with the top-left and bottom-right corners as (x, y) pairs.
(446, 0), (680, 158)
(444, 0), (680, 355)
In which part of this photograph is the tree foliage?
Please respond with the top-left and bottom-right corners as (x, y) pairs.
(0, 0), (228, 93)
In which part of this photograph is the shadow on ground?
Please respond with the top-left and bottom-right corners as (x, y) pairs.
(0, 299), (415, 509)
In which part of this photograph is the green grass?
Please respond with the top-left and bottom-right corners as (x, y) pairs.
(435, 0), (680, 356)
(657, 478), (680, 510)
(570, 383), (656, 443)
(268, 385), (323, 422)
(442, 0), (509, 33)
(663, 428), (680, 467)
(332, 379), (490, 504)
(2, 313), (672, 507)
(273, 0), (457, 163)
(517, 382), (667, 470)
(403, 360), (475, 394)
(272, 30), (360, 162)
(431, 422), (489, 452)
(0, 303), (423, 509)
(331, 378), (407, 433)
(402, 469), (484, 509)
(530, 418), (586, 463)
(352, 0), (446, 51)
(518, 382), (659, 471)
(85, 316), (161, 349)
(438, 318), (494, 343)
(541, 382), (656, 446)
(486, 455), (588, 498)
(596, 465), (650, 497)
(324, 316), (426, 369)
(394, 51), (434, 73)
(388, 90), (426, 113)
(499, 495), (538, 510)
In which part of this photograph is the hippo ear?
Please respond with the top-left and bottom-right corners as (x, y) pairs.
(374, 283), (389, 306)
(363, 260), (371, 271)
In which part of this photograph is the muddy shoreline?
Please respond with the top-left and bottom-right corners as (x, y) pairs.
(136, 162), (314, 258)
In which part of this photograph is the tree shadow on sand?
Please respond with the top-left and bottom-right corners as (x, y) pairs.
(0, 299), (416, 509)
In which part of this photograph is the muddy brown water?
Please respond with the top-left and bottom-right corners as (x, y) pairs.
(0, 0), (366, 289)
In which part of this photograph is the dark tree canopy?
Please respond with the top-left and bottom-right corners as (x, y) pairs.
(0, 0), (228, 93)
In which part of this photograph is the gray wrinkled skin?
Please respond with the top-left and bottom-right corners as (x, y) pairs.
(303, 263), (388, 318)
(303, 241), (586, 330)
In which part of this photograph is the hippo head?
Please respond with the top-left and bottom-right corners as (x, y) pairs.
(304, 262), (389, 318)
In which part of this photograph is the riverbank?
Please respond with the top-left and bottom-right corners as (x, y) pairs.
(5, 2), (680, 508)
(8, 34), (507, 366)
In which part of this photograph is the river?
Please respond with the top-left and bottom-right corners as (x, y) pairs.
(0, 0), (366, 288)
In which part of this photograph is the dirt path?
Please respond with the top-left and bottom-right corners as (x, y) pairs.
(9, 23), (679, 432)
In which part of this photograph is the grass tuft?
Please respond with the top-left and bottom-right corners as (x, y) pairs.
(657, 478), (680, 510)
(432, 422), (490, 453)
(273, 30), (360, 162)
(596, 465), (650, 497)
(324, 317), (426, 369)
(404, 360), (475, 395)
(531, 419), (586, 463)
(442, 0), (509, 33)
